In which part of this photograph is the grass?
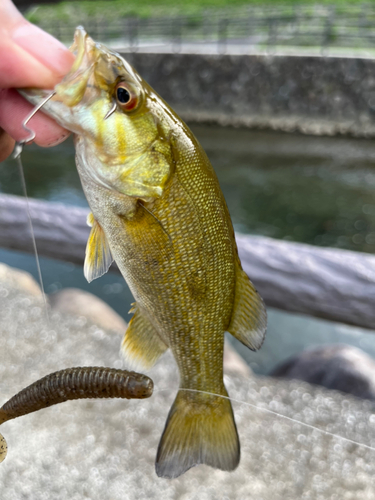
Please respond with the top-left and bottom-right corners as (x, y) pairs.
(25, 0), (374, 24)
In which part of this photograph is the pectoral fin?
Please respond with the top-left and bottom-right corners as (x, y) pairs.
(121, 303), (168, 371)
(84, 213), (114, 283)
(228, 256), (267, 351)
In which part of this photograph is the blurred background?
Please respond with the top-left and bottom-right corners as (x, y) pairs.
(12, 0), (375, 56)
(2, 0), (375, 374)
(1, 0), (375, 497)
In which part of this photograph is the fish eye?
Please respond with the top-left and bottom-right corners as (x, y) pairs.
(115, 82), (139, 111)
(117, 87), (130, 104)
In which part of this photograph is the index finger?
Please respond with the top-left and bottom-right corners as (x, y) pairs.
(0, 89), (70, 147)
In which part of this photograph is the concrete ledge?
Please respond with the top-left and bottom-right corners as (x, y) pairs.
(123, 52), (375, 137)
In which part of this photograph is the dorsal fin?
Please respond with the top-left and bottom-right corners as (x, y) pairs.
(228, 256), (267, 351)
(84, 213), (114, 283)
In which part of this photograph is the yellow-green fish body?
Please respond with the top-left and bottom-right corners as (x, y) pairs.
(21, 28), (266, 478)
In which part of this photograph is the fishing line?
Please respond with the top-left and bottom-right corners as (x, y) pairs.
(12, 91), (57, 323)
(154, 387), (375, 453)
(14, 155), (49, 323)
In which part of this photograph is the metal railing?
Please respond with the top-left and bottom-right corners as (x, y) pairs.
(31, 4), (375, 54)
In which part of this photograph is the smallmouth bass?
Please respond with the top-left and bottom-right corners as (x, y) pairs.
(21, 27), (267, 478)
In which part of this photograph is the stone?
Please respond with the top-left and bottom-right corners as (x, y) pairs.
(49, 287), (127, 334)
(1, 290), (375, 498)
(125, 52), (375, 138)
(0, 262), (41, 297)
(271, 344), (375, 400)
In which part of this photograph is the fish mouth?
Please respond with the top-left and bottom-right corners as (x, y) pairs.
(19, 27), (140, 131)
(69, 26), (95, 74)
(19, 27), (97, 105)
(21, 26), (119, 107)
(53, 26), (100, 107)
(52, 26), (134, 107)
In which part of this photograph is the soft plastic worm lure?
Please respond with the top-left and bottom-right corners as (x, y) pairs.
(0, 366), (154, 462)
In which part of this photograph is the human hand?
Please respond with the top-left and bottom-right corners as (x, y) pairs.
(0, 0), (74, 162)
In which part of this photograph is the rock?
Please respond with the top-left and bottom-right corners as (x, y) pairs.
(223, 340), (252, 377)
(49, 287), (127, 333)
(2, 290), (375, 498)
(271, 344), (375, 400)
(0, 262), (41, 297)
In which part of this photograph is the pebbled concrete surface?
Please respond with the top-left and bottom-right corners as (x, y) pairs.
(0, 284), (375, 499)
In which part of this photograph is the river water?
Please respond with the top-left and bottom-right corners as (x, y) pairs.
(1, 124), (375, 373)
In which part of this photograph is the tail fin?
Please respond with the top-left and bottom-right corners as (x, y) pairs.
(155, 387), (240, 478)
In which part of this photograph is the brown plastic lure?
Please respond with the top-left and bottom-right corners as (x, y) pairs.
(0, 366), (153, 463)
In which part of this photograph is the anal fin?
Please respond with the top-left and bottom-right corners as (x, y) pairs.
(121, 303), (168, 371)
(228, 256), (267, 351)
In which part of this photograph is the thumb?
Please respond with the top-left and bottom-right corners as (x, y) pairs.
(0, 0), (74, 89)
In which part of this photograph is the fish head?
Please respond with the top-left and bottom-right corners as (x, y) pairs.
(20, 27), (175, 200)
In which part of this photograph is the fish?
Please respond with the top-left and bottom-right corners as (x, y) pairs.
(20, 27), (267, 478)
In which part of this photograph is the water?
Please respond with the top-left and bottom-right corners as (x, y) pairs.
(2, 125), (375, 253)
(1, 125), (375, 374)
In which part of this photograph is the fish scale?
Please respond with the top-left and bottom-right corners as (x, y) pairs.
(20, 27), (267, 479)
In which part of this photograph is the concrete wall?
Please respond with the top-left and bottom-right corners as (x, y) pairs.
(124, 51), (375, 137)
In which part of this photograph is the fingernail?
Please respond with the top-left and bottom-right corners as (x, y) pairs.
(44, 131), (71, 147)
(12, 23), (74, 77)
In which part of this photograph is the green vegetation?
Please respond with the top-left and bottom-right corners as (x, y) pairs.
(25, 0), (371, 24)
(25, 0), (246, 23)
